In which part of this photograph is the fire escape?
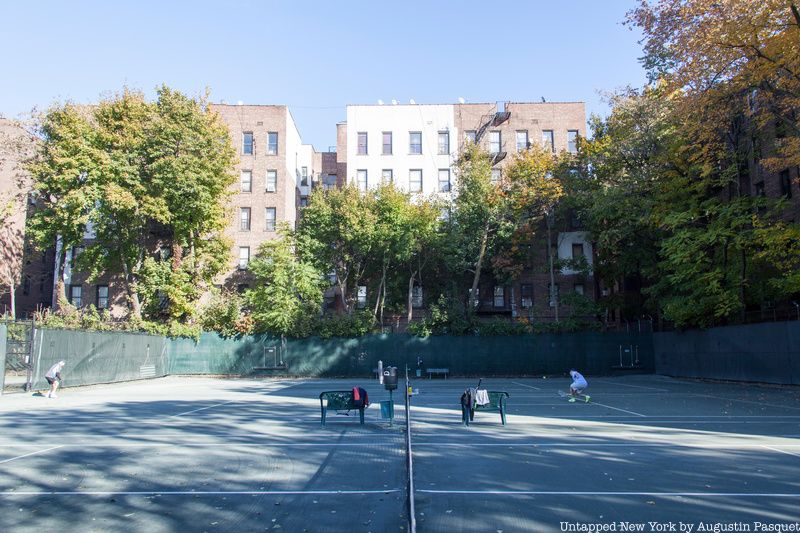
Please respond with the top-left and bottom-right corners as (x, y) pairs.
(475, 101), (511, 165)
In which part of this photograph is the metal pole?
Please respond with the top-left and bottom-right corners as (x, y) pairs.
(619, 345), (623, 367)
(0, 322), (7, 396)
(25, 318), (35, 392)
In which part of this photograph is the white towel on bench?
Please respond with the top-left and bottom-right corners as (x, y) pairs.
(475, 389), (490, 406)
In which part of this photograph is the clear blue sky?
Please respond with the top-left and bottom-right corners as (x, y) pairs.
(0, 0), (646, 150)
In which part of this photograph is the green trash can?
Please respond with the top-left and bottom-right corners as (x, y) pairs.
(380, 400), (394, 419)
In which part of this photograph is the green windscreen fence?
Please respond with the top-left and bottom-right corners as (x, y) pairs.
(27, 328), (654, 388)
(654, 321), (800, 384)
(168, 331), (654, 377)
(30, 329), (167, 391)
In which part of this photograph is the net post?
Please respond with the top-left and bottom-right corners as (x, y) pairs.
(404, 365), (416, 533)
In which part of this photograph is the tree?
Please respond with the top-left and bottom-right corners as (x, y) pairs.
(628, 0), (800, 170)
(0, 118), (35, 317)
(451, 144), (510, 311)
(26, 104), (101, 311)
(246, 225), (325, 337)
(26, 86), (236, 321)
(297, 185), (376, 314)
(450, 143), (563, 313)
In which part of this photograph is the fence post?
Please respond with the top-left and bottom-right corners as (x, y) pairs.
(0, 324), (7, 395)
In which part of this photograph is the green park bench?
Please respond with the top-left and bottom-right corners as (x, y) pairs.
(319, 390), (366, 426)
(426, 367), (450, 379)
(462, 391), (510, 426)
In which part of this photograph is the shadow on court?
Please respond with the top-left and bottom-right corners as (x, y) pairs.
(0, 375), (799, 532)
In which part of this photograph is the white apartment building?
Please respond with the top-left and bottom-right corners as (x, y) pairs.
(344, 104), (458, 196)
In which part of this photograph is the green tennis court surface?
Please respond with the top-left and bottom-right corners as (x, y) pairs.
(1, 375), (799, 532)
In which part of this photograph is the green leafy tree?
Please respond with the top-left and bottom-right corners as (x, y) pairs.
(246, 225), (325, 337)
(297, 185), (375, 314)
(26, 104), (102, 310)
(28, 87), (235, 321)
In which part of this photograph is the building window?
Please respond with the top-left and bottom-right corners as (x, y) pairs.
(382, 169), (393, 184)
(571, 243), (584, 259)
(240, 207), (251, 231)
(409, 132), (422, 154)
(71, 246), (84, 263)
(516, 130), (529, 151)
(491, 169), (501, 184)
(300, 197), (309, 208)
(267, 132), (278, 155)
(357, 132), (368, 155)
(409, 169), (423, 193)
(493, 286), (505, 308)
(266, 170), (277, 192)
(412, 285), (423, 308)
(465, 130), (476, 144)
(96, 285), (109, 309)
(242, 132), (254, 155)
(301, 167), (308, 186)
(438, 131), (450, 155)
(382, 132), (392, 155)
(542, 130), (555, 152)
(238, 247), (250, 269)
(567, 130), (579, 153)
(357, 285), (367, 309)
(357, 169), (368, 191)
(490, 131), (501, 154)
(781, 169), (792, 198)
(265, 207), (276, 231)
(573, 283), (585, 295)
(438, 169), (451, 192)
(548, 283), (559, 308)
(521, 283), (533, 309)
(241, 170), (252, 192)
(755, 181), (766, 197)
(70, 285), (82, 308)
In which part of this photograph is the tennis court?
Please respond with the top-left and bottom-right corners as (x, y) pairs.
(1, 374), (799, 532)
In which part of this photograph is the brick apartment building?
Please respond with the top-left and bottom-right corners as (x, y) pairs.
(339, 100), (591, 322)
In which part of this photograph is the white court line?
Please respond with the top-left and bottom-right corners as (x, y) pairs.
(511, 381), (541, 391)
(592, 380), (669, 392)
(587, 400), (646, 417)
(762, 446), (800, 458)
(0, 445), (63, 464)
(418, 489), (800, 497)
(413, 442), (800, 449)
(0, 489), (401, 496)
(167, 400), (239, 419)
(0, 442), (403, 448)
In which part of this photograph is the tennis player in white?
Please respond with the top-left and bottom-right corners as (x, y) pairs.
(568, 369), (590, 403)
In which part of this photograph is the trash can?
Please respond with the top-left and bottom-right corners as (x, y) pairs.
(383, 367), (398, 391)
(380, 400), (394, 419)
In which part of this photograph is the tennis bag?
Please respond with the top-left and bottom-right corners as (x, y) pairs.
(352, 386), (370, 408)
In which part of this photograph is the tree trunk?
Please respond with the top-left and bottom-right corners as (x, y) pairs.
(374, 259), (387, 321)
(407, 272), (416, 323)
(9, 280), (16, 319)
(337, 272), (350, 314)
(740, 249), (747, 322)
(172, 242), (183, 272)
(469, 225), (490, 311)
(120, 259), (142, 319)
(546, 214), (559, 322)
(54, 245), (68, 312)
